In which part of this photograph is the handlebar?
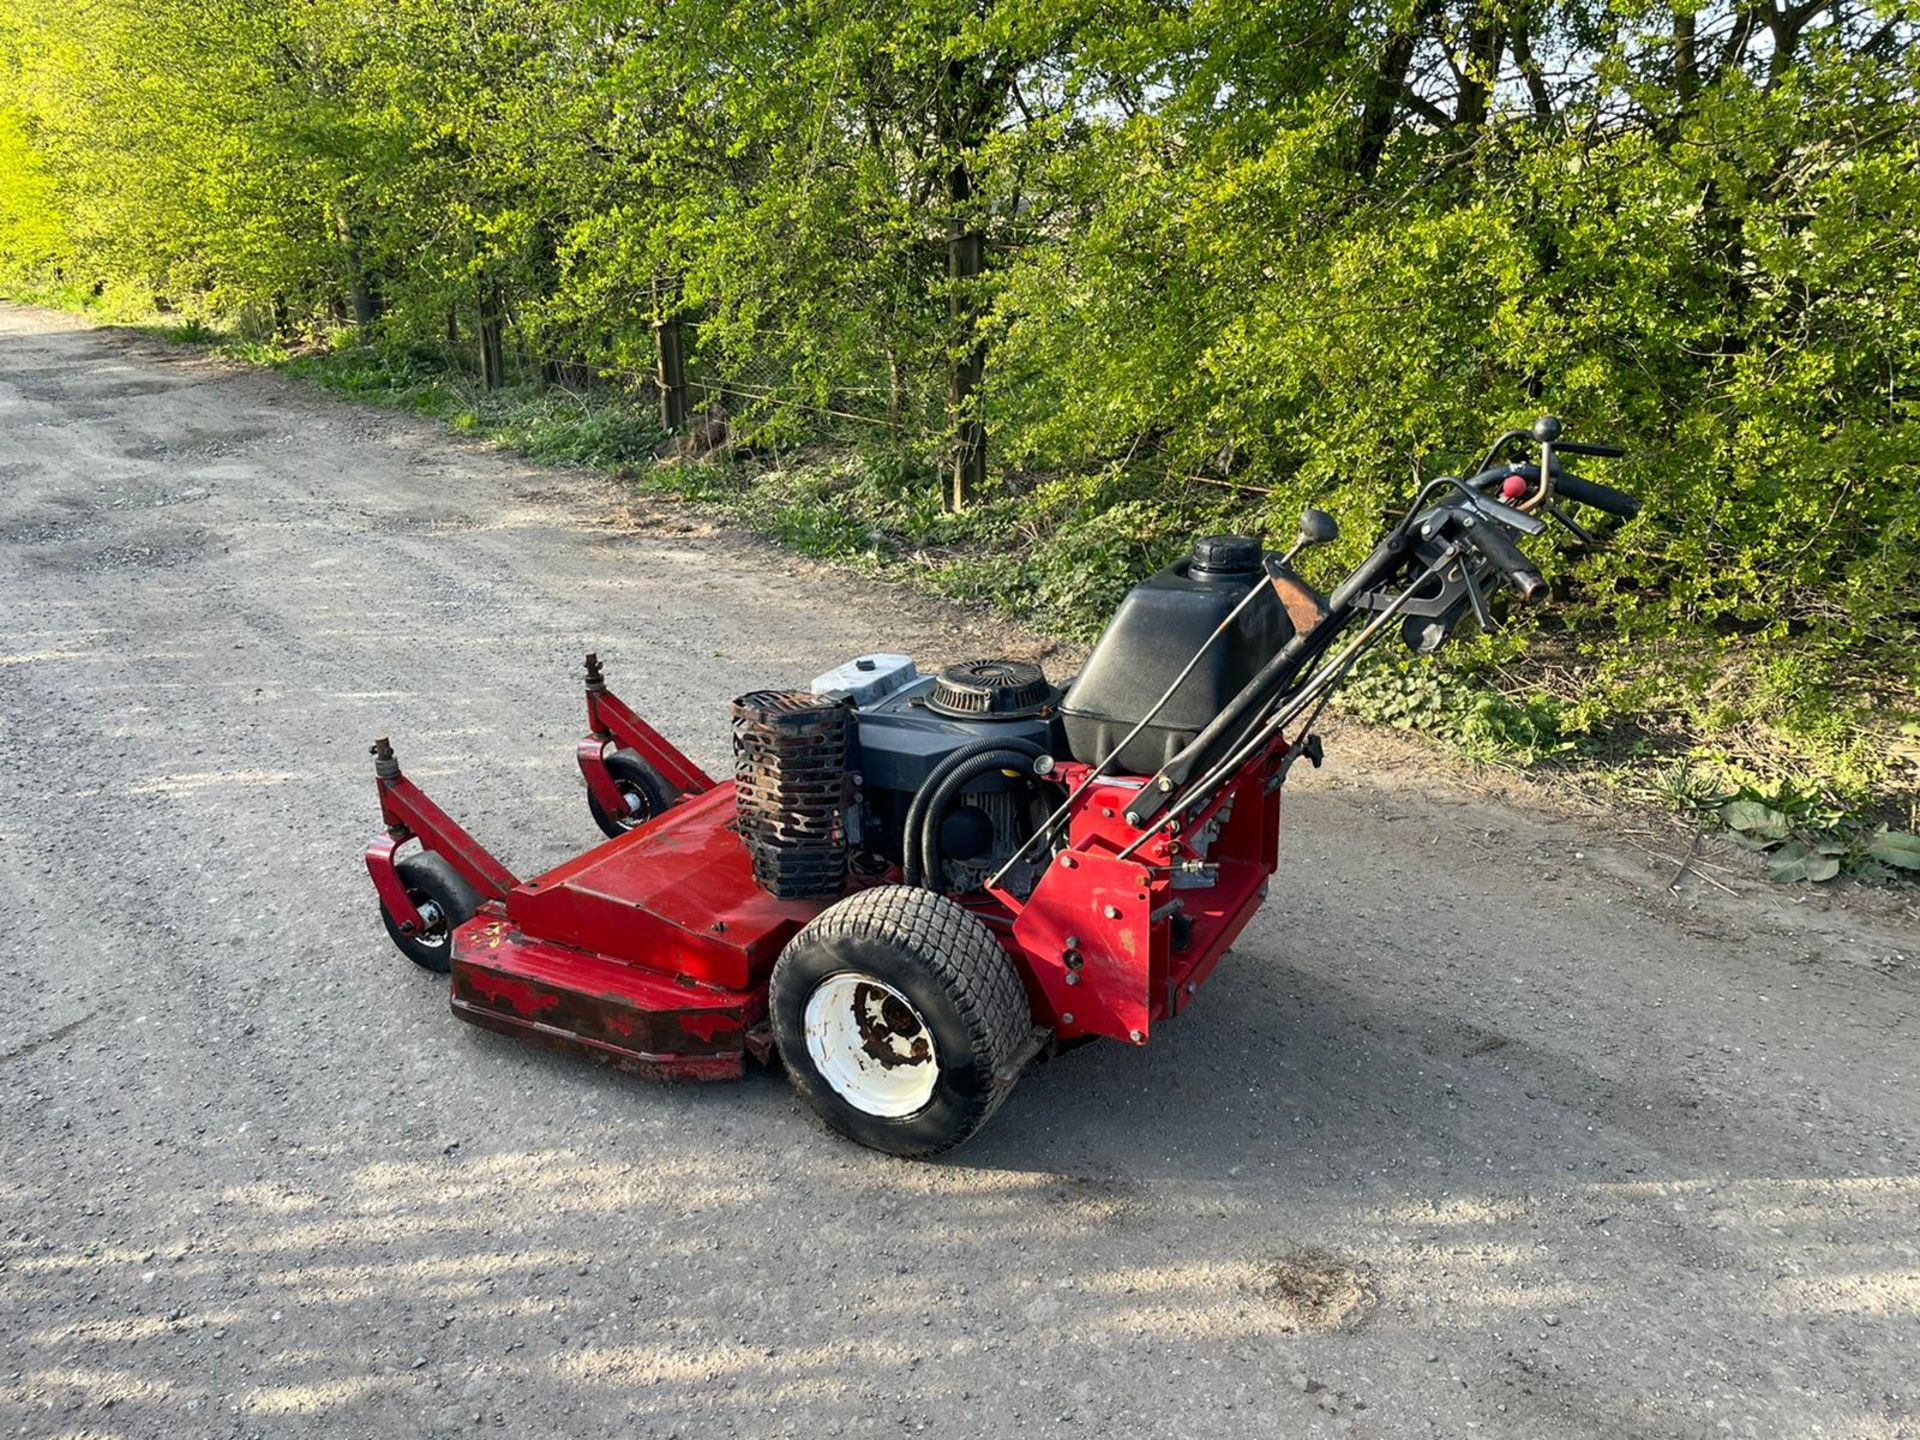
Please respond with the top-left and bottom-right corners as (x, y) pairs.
(1466, 457), (1640, 522)
(1553, 440), (1626, 459)
(1551, 471), (1640, 519)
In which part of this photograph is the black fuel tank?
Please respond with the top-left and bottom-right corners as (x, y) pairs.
(1059, 535), (1292, 774)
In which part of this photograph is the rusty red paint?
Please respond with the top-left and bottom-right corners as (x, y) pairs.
(364, 832), (425, 933)
(462, 964), (565, 1018)
(375, 772), (518, 900)
(678, 1012), (745, 1044)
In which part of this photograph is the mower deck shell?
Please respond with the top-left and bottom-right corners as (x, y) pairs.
(449, 908), (759, 1081)
(505, 785), (821, 987)
(446, 783), (830, 1078)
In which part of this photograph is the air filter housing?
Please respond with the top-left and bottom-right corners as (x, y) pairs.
(731, 689), (852, 899)
(925, 659), (1052, 720)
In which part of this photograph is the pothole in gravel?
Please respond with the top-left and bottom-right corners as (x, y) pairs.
(1254, 1248), (1375, 1333)
(1048, 1171), (1137, 1226)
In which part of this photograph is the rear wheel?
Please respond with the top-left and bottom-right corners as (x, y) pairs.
(587, 749), (678, 839)
(770, 886), (1029, 1157)
(378, 851), (481, 974)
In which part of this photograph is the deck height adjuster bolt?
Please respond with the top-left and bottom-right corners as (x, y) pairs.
(371, 736), (400, 780)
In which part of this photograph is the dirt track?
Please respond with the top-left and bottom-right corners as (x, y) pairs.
(2, 303), (1917, 1440)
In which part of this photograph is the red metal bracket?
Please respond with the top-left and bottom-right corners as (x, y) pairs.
(1011, 848), (1156, 1044)
(365, 832), (427, 933)
(576, 737), (634, 821)
(368, 738), (518, 910)
(579, 652), (716, 802)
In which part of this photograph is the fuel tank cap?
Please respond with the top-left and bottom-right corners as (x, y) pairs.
(1190, 534), (1260, 578)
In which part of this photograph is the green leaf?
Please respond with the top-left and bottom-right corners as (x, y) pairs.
(1719, 799), (1791, 841)
(1866, 830), (1920, 871)
(1767, 841), (1840, 883)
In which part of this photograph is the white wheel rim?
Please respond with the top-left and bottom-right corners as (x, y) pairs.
(803, 973), (939, 1118)
(413, 899), (449, 948)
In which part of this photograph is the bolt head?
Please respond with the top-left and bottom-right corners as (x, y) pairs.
(1061, 1013), (1074, 1026)
(1128, 1029), (1144, 1044)
(1065, 972), (1080, 986)
(1103, 905), (1121, 920)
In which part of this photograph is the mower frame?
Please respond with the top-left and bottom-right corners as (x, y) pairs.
(366, 656), (1285, 1083)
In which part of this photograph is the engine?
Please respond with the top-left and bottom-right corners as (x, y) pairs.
(733, 534), (1281, 899)
(811, 653), (1062, 893)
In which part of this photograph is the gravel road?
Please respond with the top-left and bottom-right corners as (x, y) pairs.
(2, 304), (1917, 1440)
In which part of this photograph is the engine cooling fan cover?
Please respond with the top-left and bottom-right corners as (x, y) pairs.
(926, 659), (1052, 720)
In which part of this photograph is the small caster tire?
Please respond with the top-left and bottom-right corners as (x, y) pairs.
(770, 886), (1029, 1157)
(588, 749), (678, 839)
(378, 851), (481, 975)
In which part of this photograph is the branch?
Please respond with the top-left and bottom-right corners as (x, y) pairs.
(1508, 17), (1556, 126)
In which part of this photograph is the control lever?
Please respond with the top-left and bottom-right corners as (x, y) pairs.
(1462, 490), (1546, 535)
(1544, 500), (1596, 546)
(1282, 507), (1340, 565)
(1460, 517), (1549, 604)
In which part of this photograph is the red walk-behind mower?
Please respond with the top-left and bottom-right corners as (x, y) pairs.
(365, 418), (1635, 1156)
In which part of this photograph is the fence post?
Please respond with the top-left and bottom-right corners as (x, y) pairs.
(653, 279), (690, 431)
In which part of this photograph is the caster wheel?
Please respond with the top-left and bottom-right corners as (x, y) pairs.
(588, 749), (678, 839)
(378, 852), (481, 974)
(770, 886), (1028, 1157)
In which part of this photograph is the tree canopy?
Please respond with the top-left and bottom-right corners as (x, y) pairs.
(2, 0), (1916, 804)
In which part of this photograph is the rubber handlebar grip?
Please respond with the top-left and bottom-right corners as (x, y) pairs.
(1465, 521), (1548, 604)
(1553, 471), (1640, 518)
(1554, 440), (1627, 458)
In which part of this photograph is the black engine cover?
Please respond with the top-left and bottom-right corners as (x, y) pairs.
(852, 673), (1055, 794)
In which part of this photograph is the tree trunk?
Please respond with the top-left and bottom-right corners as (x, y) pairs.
(946, 156), (986, 512)
(885, 338), (904, 434)
(1509, 17), (1555, 126)
(1455, 2), (1502, 130)
(347, 270), (379, 330)
(1356, 0), (1441, 178)
(655, 315), (689, 431)
(335, 210), (381, 329)
(478, 280), (506, 391)
(1675, 9), (1698, 103)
